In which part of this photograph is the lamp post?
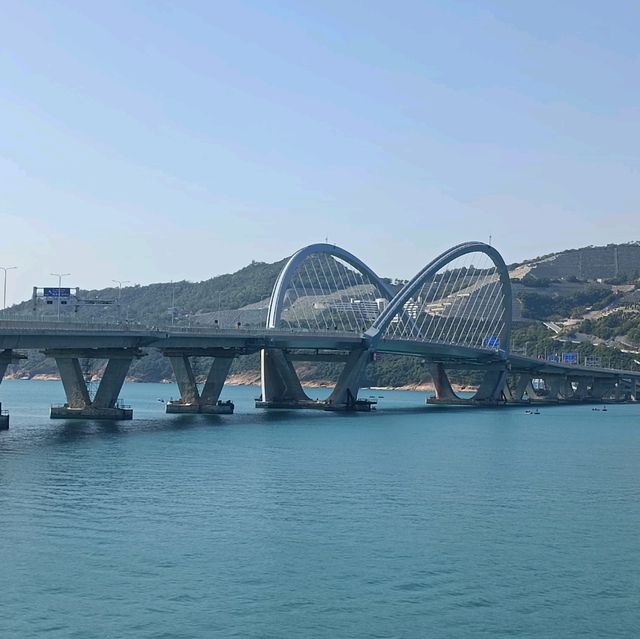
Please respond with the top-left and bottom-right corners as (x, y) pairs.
(112, 279), (130, 321)
(50, 272), (70, 321)
(171, 280), (176, 326)
(0, 266), (17, 311)
(112, 279), (130, 300)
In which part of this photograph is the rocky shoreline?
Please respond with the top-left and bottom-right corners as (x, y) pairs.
(4, 372), (478, 393)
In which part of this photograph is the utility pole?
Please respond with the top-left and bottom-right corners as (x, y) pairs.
(171, 280), (175, 326)
(112, 279), (130, 321)
(0, 266), (17, 311)
(51, 272), (70, 321)
(112, 279), (130, 300)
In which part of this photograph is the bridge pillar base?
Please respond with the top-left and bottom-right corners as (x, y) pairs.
(255, 398), (376, 412)
(0, 414), (9, 430)
(166, 400), (234, 415)
(426, 397), (504, 407)
(255, 399), (326, 411)
(49, 406), (133, 420)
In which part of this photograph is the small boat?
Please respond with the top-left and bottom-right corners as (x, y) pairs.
(533, 409), (540, 415)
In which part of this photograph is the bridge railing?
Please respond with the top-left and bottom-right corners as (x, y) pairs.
(0, 317), (364, 339)
(0, 319), (154, 332)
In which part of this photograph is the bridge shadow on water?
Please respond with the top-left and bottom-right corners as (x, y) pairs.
(43, 404), (511, 442)
(38, 414), (229, 447)
(8, 399), (621, 453)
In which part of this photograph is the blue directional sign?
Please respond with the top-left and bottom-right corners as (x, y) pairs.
(563, 352), (578, 364)
(484, 336), (501, 349)
(44, 287), (71, 298)
(547, 354), (561, 363)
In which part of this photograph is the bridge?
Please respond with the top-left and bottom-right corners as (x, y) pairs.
(0, 241), (638, 425)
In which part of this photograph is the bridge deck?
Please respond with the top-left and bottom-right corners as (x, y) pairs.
(0, 323), (638, 380)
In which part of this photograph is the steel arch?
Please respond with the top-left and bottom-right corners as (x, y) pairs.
(367, 241), (512, 353)
(266, 243), (395, 330)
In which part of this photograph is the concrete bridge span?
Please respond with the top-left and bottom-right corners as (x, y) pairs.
(0, 241), (638, 425)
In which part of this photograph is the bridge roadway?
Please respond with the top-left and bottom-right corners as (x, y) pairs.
(0, 322), (361, 351)
(0, 322), (588, 373)
(0, 321), (638, 425)
(0, 322), (516, 366)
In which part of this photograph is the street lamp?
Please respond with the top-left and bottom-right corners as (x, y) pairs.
(170, 280), (176, 326)
(112, 279), (130, 299)
(0, 266), (17, 310)
(112, 279), (130, 322)
(51, 272), (70, 321)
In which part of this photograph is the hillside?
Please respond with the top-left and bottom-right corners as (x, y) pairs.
(507, 242), (640, 370)
(4, 241), (640, 385)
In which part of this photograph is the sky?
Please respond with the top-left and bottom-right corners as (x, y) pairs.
(1, 0), (639, 305)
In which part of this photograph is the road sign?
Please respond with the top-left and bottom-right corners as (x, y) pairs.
(44, 287), (71, 298)
(484, 336), (500, 349)
(563, 352), (578, 364)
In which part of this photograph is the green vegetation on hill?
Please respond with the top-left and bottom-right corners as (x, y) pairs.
(510, 322), (639, 371)
(580, 312), (640, 344)
(9, 259), (288, 325)
(516, 287), (619, 321)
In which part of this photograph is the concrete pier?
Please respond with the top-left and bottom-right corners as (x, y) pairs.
(166, 400), (234, 414)
(0, 349), (27, 429)
(258, 348), (373, 412)
(164, 349), (235, 414)
(46, 348), (140, 420)
(426, 362), (507, 406)
(50, 404), (133, 420)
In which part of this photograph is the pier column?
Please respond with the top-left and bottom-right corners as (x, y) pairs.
(428, 363), (458, 401)
(164, 350), (236, 414)
(0, 349), (26, 385)
(0, 349), (26, 430)
(92, 357), (134, 409)
(504, 374), (531, 403)
(545, 375), (571, 401)
(0, 350), (14, 384)
(168, 355), (200, 404)
(474, 364), (508, 402)
(200, 357), (234, 405)
(46, 348), (140, 420)
(591, 377), (617, 402)
(572, 378), (592, 400)
(257, 348), (374, 412)
(55, 356), (92, 408)
(259, 349), (310, 405)
(428, 363), (507, 405)
(325, 349), (371, 410)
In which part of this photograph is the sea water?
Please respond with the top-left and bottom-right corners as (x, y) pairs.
(1, 380), (639, 638)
